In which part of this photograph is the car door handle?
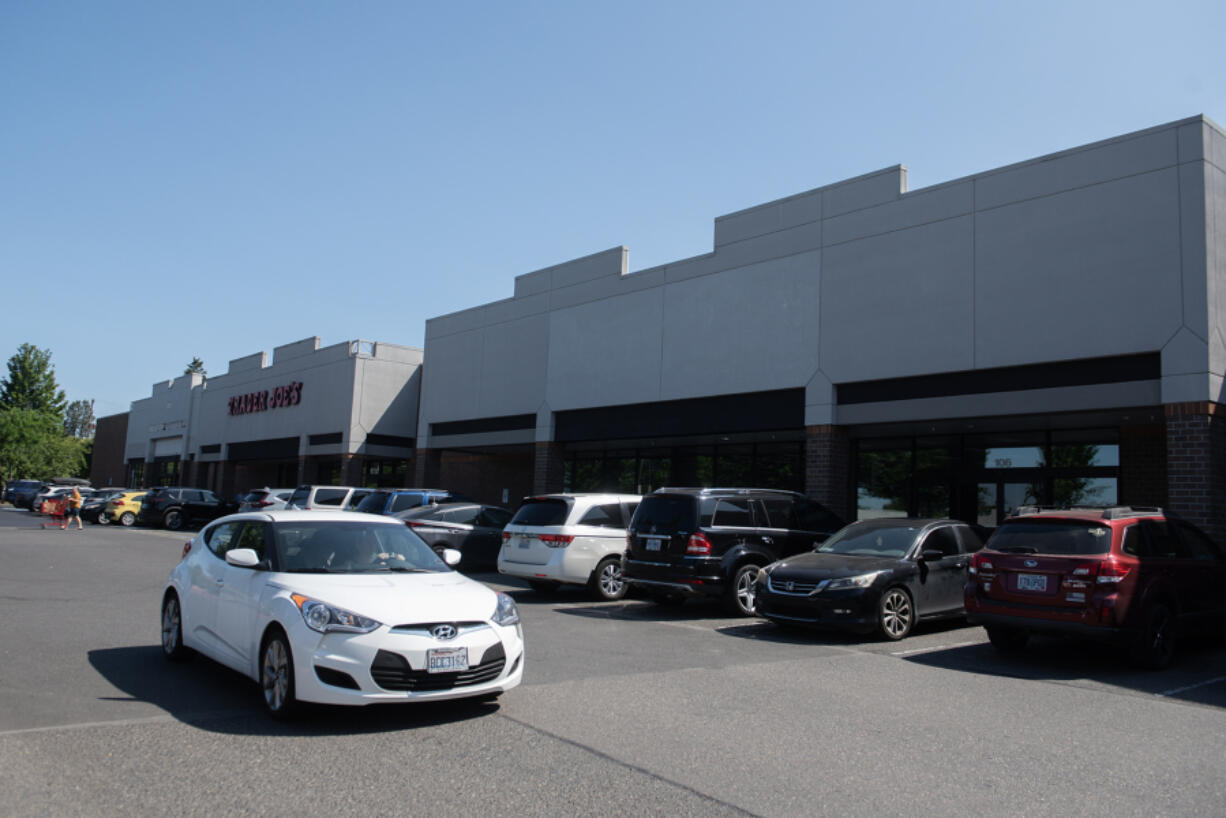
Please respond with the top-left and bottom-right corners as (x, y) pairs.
(214, 577), (224, 585)
(762, 536), (773, 545)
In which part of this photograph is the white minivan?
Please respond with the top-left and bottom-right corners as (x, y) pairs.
(498, 494), (641, 601)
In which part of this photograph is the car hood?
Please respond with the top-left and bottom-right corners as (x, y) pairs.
(769, 552), (904, 580)
(269, 570), (499, 624)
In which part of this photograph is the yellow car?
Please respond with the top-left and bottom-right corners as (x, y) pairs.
(105, 491), (147, 526)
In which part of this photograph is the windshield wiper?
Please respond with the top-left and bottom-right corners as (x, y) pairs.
(385, 565), (431, 573)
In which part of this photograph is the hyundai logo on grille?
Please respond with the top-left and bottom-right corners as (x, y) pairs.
(784, 581), (795, 592)
(1023, 559), (1038, 568)
(430, 624), (458, 641)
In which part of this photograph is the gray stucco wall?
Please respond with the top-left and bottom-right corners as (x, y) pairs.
(127, 338), (422, 465)
(420, 115), (1225, 445)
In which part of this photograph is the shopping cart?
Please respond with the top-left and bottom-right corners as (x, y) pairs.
(41, 497), (67, 529)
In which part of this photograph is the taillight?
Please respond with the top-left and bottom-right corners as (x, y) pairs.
(181, 541), (192, 559)
(539, 534), (574, 547)
(1096, 559), (1131, 584)
(257, 499), (274, 507)
(502, 531), (511, 541)
(970, 553), (994, 575)
(686, 532), (712, 556)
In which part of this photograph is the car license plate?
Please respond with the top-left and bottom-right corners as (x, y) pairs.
(1016, 573), (1047, 592)
(516, 536), (530, 548)
(427, 647), (468, 673)
(644, 537), (665, 551)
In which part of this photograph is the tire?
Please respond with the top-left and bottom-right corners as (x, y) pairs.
(163, 509), (184, 531)
(260, 629), (298, 719)
(527, 579), (561, 594)
(96, 512), (110, 526)
(160, 593), (193, 662)
(986, 626), (1029, 652)
(589, 556), (627, 601)
(723, 563), (763, 617)
(1131, 603), (1177, 670)
(876, 587), (914, 641)
(120, 511), (136, 527)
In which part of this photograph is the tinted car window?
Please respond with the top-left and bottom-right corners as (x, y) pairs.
(477, 507), (512, 528)
(354, 492), (389, 513)
(635, 496), (698, 532)
(988, 520), (1112, 556)
(709, 498), (752, 528)
(1175, 521), (1221, 561)
(760, 498), (796, 529)
(205, 521), (243, 557)
(235, 522), (268, 559)
(288, 488), (310, 507)
(795, 500), (843, 533)
(1122, 525), (1146, 556)
(446, 506), (483, 525)
(510, 499), (571, 527)
(922, 527), (959, 557)
(579, 504), (623, 528)
(390, 494), (422, 513)
(1143, 520), (1184, 559)
(314, 488), (349, 507)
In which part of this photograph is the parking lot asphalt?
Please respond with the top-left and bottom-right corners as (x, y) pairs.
(1, 506), (1225, 817)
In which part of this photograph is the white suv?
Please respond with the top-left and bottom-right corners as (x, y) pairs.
(498, 494), (641, 600)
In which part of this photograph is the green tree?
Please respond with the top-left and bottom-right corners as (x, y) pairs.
(0, 344), (67, 420)
(0, 408), (85, 481)
(184, 357), (206, 377)
(64, 399), (95, 438)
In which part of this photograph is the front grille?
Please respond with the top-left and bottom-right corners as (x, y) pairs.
(371, 643), (506, 692)
(766, 576), (823, 595)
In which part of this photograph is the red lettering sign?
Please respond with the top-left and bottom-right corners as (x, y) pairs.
(227, 381), (304, 416)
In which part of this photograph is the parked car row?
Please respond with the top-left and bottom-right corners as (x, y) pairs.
(154, 489), (1226, 722)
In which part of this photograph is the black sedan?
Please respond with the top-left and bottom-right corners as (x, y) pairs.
(394, 502), (512, 571)
(754, 518), (983, 640)
(81, 488), (130, 524)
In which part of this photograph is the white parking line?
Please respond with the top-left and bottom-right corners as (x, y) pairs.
(1160, 675), (1226, 697)
(890, 640), (982, 657)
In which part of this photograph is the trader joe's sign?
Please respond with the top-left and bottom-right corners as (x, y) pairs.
(229, 381), (303, 416)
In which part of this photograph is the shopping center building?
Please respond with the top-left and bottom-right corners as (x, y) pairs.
(117, 337), (422, 498)
(103, 114), (1226, 540)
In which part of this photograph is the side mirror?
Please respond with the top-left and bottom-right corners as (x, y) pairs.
(441, 547), (462, 567)
(919, 549), (945, 562)
(225, 548), (262, 568)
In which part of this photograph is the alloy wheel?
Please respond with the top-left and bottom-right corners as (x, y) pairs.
(262, 637), (292, 714)
(879, 589), (913, 640)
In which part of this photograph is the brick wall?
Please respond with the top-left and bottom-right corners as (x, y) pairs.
(805, 425), (852, 521)
(1165, 401), (1226, 545)
(439, 449), (533, 507)
(533, 442), (566, 496)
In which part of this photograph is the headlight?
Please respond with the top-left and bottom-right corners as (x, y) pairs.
(823, 571), (885, 591)
(492, 592), (520, 626)
(291, 594), (381, 634)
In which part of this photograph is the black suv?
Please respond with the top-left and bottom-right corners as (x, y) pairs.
(137, 487), (236, 530)
(623, 488), (845, 615)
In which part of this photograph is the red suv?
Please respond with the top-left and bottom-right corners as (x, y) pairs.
(965, 506), (1226, 669)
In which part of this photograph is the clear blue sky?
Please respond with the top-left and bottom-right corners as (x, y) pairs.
(3, 1), (1223, 419)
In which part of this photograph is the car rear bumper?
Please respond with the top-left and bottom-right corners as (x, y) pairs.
(967, 610), (1135, 645)
(622, 558), (726, 598)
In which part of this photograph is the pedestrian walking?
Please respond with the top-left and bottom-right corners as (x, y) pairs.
(63, 486), (84, 530)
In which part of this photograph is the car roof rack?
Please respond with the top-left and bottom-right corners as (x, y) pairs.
(1013, 504), (1166, 520)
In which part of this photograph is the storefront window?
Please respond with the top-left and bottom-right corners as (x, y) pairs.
(857, 446), (910, 520)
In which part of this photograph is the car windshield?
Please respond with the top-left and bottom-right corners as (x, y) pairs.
(817, 523), (922, 558)
(988, 519), (1112, 555)
(273, 521), (449, 573)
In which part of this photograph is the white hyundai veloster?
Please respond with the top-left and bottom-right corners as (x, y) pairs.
(160, 509), (524, 718)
